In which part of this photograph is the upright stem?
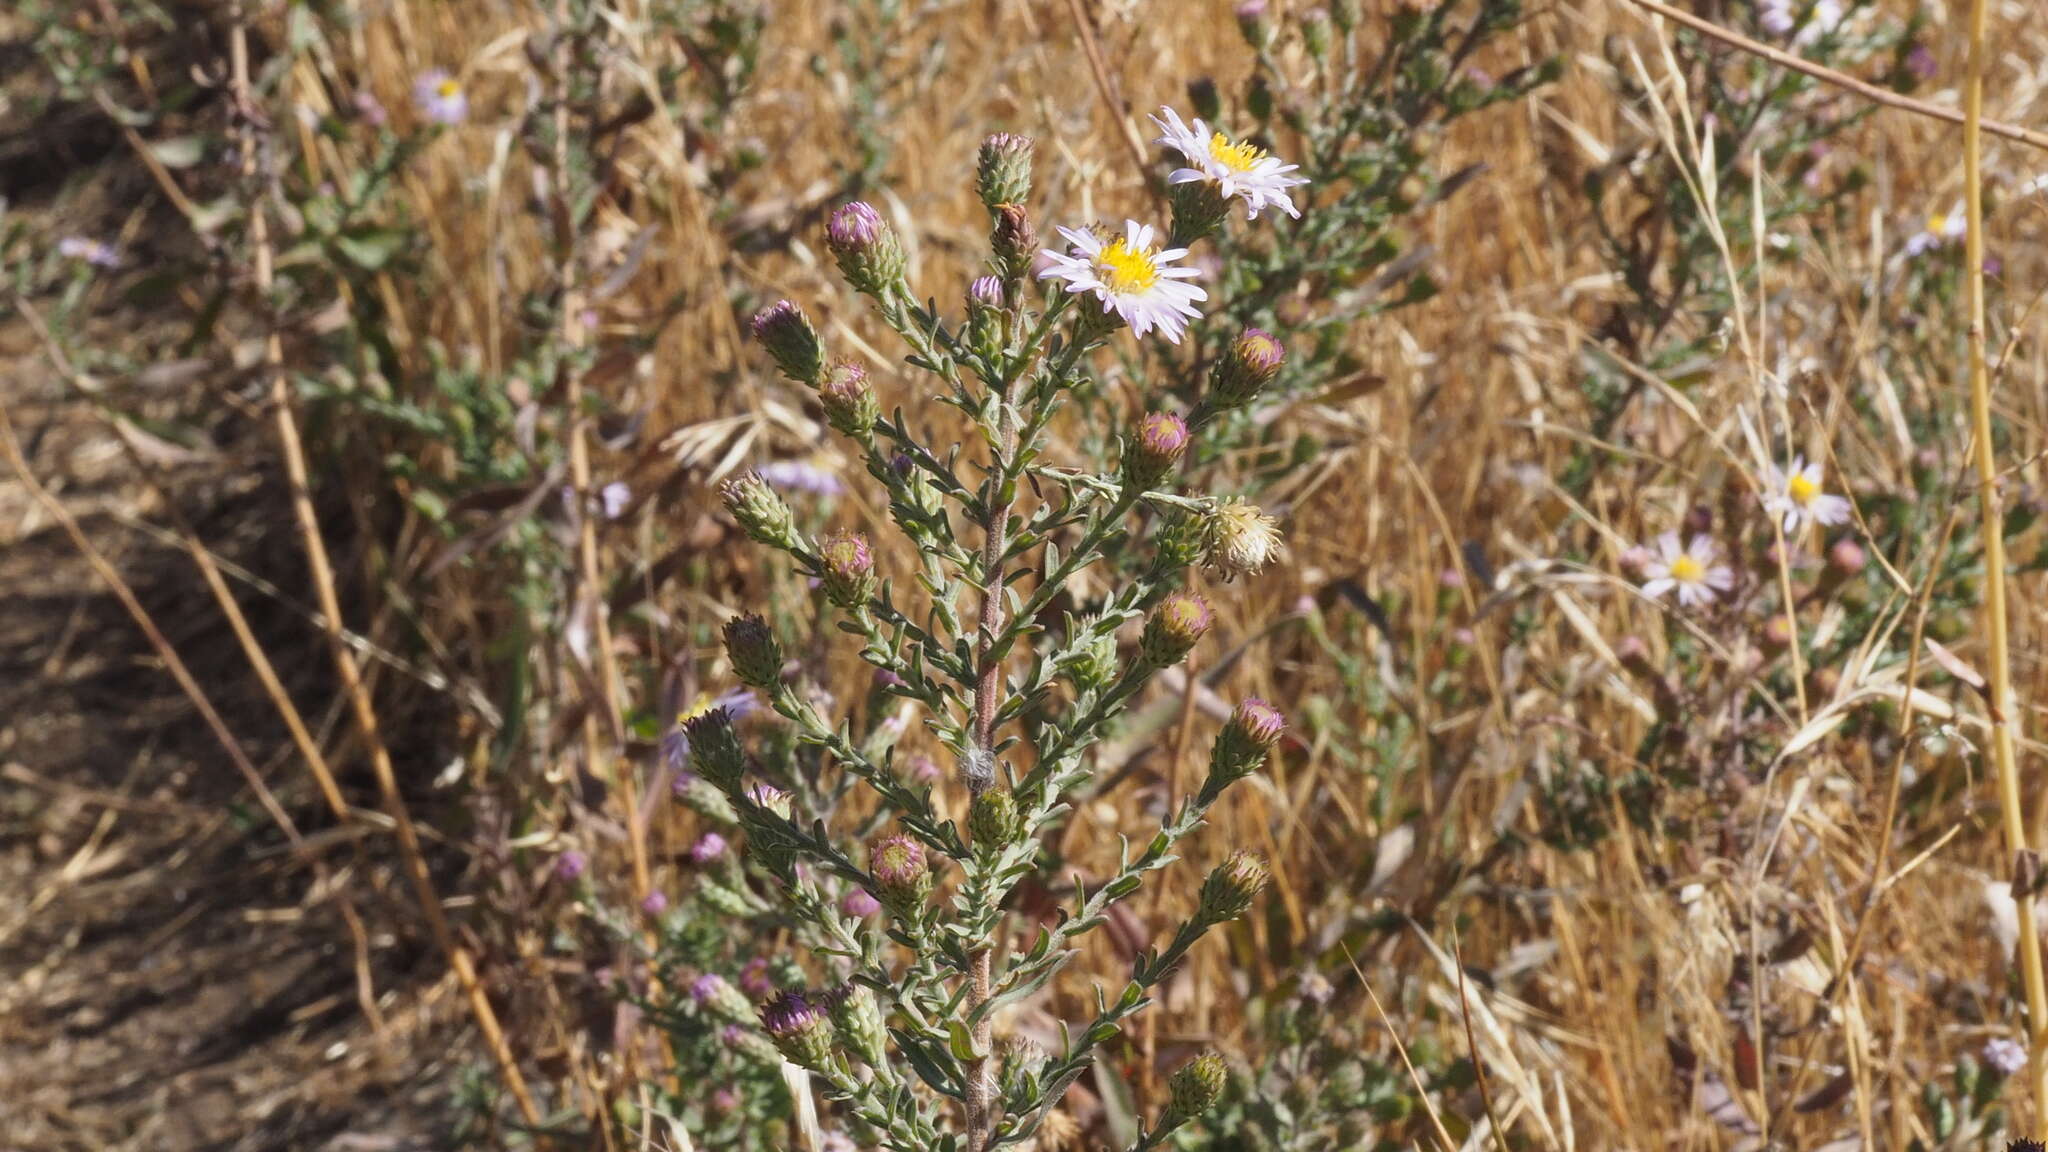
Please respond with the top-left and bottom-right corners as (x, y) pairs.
(1962, 0), (2048, 1126)
(964, 332), (1025, 1152)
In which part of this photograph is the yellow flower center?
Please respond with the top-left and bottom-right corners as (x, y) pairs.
(437, 78), (462, 99)
(1669, 554), (1705, 584)
(677, 693), (718, 724)
(1097, 237), (1160, 294)
(1208, 132), (1267, 173)
(1787, 472), (1819, 506)
(1926, 212), (1948, 234)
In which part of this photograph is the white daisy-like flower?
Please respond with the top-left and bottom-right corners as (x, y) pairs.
(413, 69), (468, 125)
(1037, 220), (1206, 343)
(1151, 107), (1308, 220)
(1905, 200), (1966, 256)
(1762, 455), (1852, 534)
(1640, 532), (1735, 608)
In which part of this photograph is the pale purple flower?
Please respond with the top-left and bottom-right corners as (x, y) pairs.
(841, 888), (881, 918)
(738, 956), (774, 998)
(691, 832), (729, 864)
(599, 481), (631, 520)
(758, 458), (845, 496)
(1640, 532), (1735, 608)
(413, 69), (468, 125)
(352, 89), (388, 126)
(1906, 44), (1937, 81)
(1985, 1036), (2028, 1078)
(1038, 220), (1207, 343)
(1152, 106), (1308, 222)
(58, 236), (120, 270)
(1905, 201), (1967, 257)
(641, 890), (669, 916)
(1762, 455), (1853, 534)
(555, 850), (588, 881)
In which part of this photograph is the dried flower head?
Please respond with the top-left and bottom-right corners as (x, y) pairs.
(1038, 220), (1206, 344)
(1200, 498), (1284, 580)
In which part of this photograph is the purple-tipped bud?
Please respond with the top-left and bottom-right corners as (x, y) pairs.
(1827, 537), (1866, 578)
(991, 203), (1037, 280)
(1198, 850), (1269, 922)
(719, 471), (798, 550)
(976, 133), (1036, 211)
(691, 832), (729, 864)
(968, 275), (1006, 310)
(818, 361), (878, 437)
(691, 972), (757, 1025)
(1141, 591), (1214, 668)
(750, 299), (825, 385)
(1123, 412), (1191, 490)
(826, 201), (907, 294)
(1208, 329), (1286, 411)
(818, 531), (877, 608)
(1200, 697), (1283, 805)
(1300, 8), (1333, 58)
(685, 708), (746, 788)
(722, 613), (784, 690)
(867, 833), (931, 916)
(641, 890), (670, 916)
(758, 990), (835, 1071)
(841, 888), (881, 918)
(1165, 1052), (1230, 1127)
(1236, 0), (1272, 47)
(555, 850), (588, 881)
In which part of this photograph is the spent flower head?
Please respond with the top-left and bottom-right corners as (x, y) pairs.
(1039, 220), (1206, 344)
(1200, 497), (1284, 580)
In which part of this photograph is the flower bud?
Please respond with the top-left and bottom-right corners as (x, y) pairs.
(1068, 621), (1121, 692)
(818, 531), (877, 608)
(1301, 9), (1332, 58)
(975, 133), (1035, 212)
(722, 613), (784, 690)
(1200, 697), (1284, 805)
(1200, 498), (1284, 581)
(819, 361), (878, 437)
(1169, 178), (1232, 248)
(968, 788), (1023, 854)
(1164, 1052), (1229, 1127)
(840, 888), (881, 918)
(690, 972), (757, 1026)
(1208, 328), (1286, 411)
(1827, 537), (1866, 578)
(1330, 0), (1361, 31)
(1141, 591), (1214, 668)
(1198, 850), (1269, 923)
(991, 203), (1037, 281)
(758, 990), (836, 1071)
(867, 833), (931, 917)
(1188, 77), (1222, 124)
(827, 983), (889, 1067)
(1123, 412), (1190, 490)
(968, 274), (1006, 311)
(686, 708), (747, 789)
(1236, 0), (1272, 48)
(826, 201), (907, 295)
(719, 471), (798, 550)
(750, 299), (825, 385)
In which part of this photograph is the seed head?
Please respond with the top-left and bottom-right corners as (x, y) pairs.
(826, 201), (907, 294)
(750, 299), (825, 385)
(758, 990), (835, 1071)
(1208, 328), (1286, 411)
(722, 613), (784, 690)
(818, 361), (878, 437)
(976, 133), (1036, 211)
(818, 531), (877, 609)
(1123, 412), (1190, 490)
(1141, 591), (1214, 668)
(1200, 498), (1284, 581)
(719, 471), (798, 550)
(1198, 850), (1269, 923)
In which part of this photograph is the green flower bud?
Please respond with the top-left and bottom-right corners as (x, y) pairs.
(685, 708), (747, 790)
(1198, 850), (1269, 923)
(1188, 77), (1222, 124)
(673, 773), (738, 825)
(759, 990), (836, 1072)
(1207, 328), (1286, 411)
(1164, 1051), (1229, 1127)
(719, 471), (798, 550)
(1068, 620), (1121, 692)
(1140, 591), (1213, 669)
(722, 613), (783, 689)
(1301, 9), (1332, 59)
(818, 531), (877, 609)
(750, 299), (825, 385)
(826, 201), (907, 296)
(975, 133), (1035, 212)
(968, 789), (1023, 854)
(1199, 697), (1285, 805)
(992, 203), (1037, 282)
(1169, 178), (1232, 248)
(689, 972), (757, 1027)
(827, 983), (889, 1067)
(819, 361), (878, 437)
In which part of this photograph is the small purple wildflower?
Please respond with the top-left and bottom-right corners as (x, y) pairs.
(758, 459), (845, 496)
(841, 888), (881, 918)
(641, 890), (669, 916)
(555, 850), (588, 881)
(58, 236), (121, 270)
(599, 481), (631, 520)
(413, 69), (468, 125)
(691, 832), (729, 864)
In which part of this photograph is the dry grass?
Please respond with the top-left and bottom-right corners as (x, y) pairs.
(8, 0), (2048, 1147)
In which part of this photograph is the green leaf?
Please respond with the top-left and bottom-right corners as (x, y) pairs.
(946, 1019), (984, 1062)
(333, 228), (412, 271)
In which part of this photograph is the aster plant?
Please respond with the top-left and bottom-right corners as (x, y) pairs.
(669, 124), (1305, 1150)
